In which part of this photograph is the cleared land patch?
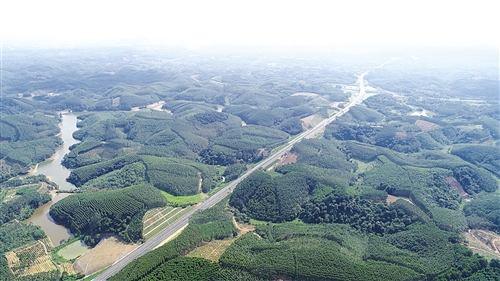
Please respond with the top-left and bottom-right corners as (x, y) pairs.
(186, 218), (255, 262)
(386, 195), (414, 205)
(445, 176), (468, 197)
(301, 114), (322, 130)
(276, 151), (298, 167)
(74, 236), (138, 276)
(463, 229), (500, 260)
(415, 119), (439, 132)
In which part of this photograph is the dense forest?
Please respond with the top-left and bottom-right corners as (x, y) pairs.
(49, 183), (166, 246)
(0, 46), (498, 280)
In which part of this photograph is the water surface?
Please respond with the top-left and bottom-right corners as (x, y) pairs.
(25, 113), (80, 247)
(58, 240), (89, 260)
(24, 193), (73, 246)
(32, 113), (79, 191)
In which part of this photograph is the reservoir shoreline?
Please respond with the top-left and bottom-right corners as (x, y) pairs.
(24, 113), (80, 247)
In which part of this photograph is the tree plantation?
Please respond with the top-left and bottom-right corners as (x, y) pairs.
(0, 46), (498, 280)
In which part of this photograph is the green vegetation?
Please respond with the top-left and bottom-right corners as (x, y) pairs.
(67, 154), (143, 187)
(49, 183), (166, 245)
(0, 110), (62, 182)
(162, 191), (203, 207)
(451, 144), (500, 177)
(223, 105), (304, 134)
(0, 222), (47, 280)
(347, 105), (385, 122)
(0, 185), (51, 225)
(222, 163), (247, 182)
(62, 139), (108, 168)
(201, 125), (289, 165)
(143, 156), (219, 195)
(141, 257), (220, 281)
(110, 198), (236, 281)
(80, 161), (147, 191)
(0, 176), (55, 226)
(1, 46), (499, 280)
(463, 194), (500, 232)
(230, 171), (310, 222)
(144, 157), (201, 196)
(220, 223), (423, 281)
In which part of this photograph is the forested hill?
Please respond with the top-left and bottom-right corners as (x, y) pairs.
(1, 47), (499, 281)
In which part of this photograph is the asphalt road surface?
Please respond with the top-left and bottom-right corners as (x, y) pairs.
(94, 71), (369, 280)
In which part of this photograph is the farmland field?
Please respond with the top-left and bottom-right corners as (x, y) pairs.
(5, 238), (57, 277)
(60, 261), (77, 276)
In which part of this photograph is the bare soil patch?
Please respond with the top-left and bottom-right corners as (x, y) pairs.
(256, 148), (268, 157)
(74, 236), (138, 276)
(292, 92), (318, 97)
(395, 131), (408, 138)
(112, 97), (120, 107)
(301, 115), (316, 130)
(38, 182), (56, 193)
(198, 173), (208, 199)
(233, 217), (255, 236)
(147, 101), (166, 111)
(415, 119), (439, 132)
(445, 176), (468, 197)
(386, 195), (414, 205)
(276, 152), (298, 167)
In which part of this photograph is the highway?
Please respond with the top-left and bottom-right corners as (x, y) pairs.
(94, 71), (369, 280)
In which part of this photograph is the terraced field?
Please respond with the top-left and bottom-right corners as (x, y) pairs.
(4, 238), (57, 277)
(142, 206), (196, 240)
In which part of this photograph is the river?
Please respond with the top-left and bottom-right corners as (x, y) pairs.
(24, 113), (80, 247)
(31, 113), (79, 191)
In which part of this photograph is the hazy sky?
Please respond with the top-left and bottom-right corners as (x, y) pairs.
(2, 0), (498, 48)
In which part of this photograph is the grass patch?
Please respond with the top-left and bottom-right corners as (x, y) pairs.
(270, 143), (290, 155)
(208, 183), (227, 197)
(162, 191), (203, 206)
(266, 170), (283, 178)
(345, 185), (363, 196)
(265, 159), (280, 171)
(51, 252), (67, 264)
(216, 166), (227, 175)
(354, 160), (375, 175)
